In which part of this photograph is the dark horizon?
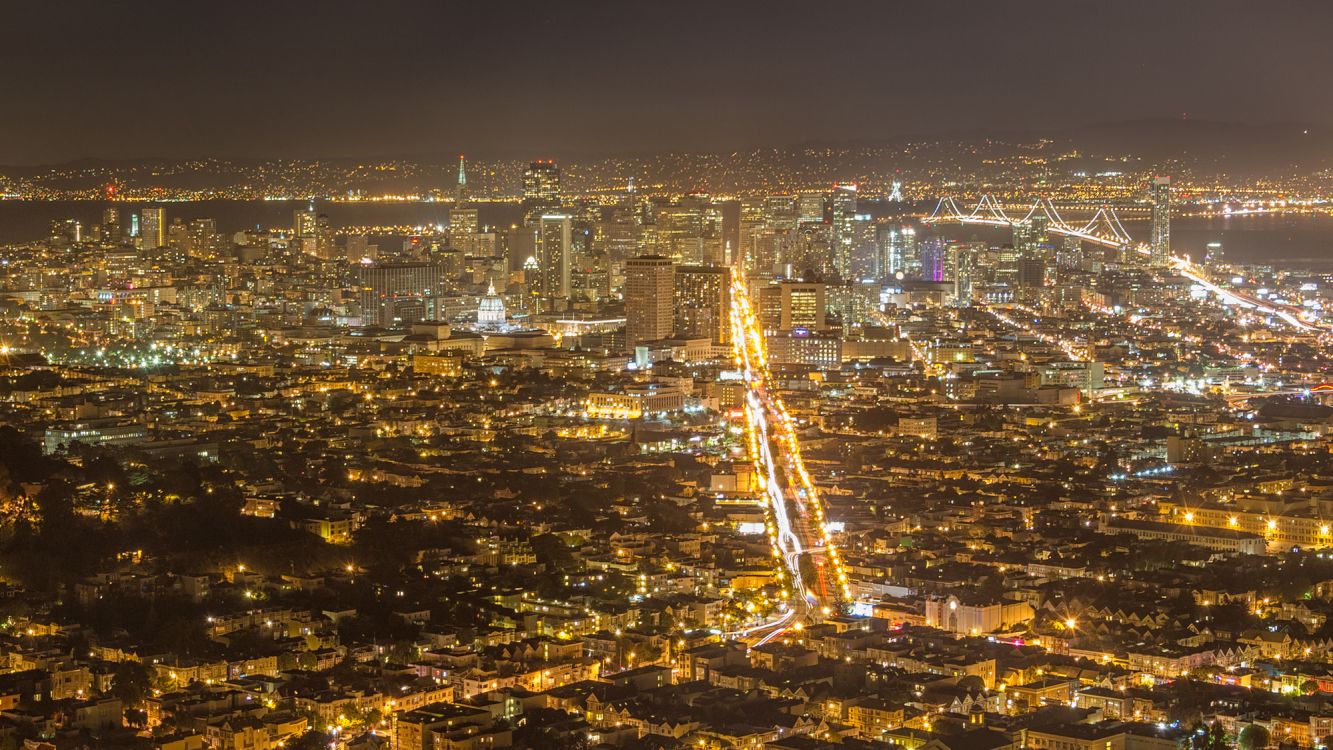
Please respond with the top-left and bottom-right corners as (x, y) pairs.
(3, 0), (1332, 164)
(0, 117), (1323, 168)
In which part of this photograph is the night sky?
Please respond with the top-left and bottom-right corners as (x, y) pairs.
(2, 0), (1331, 164)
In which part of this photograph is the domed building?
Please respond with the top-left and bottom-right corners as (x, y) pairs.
(476, 279), (508, 330)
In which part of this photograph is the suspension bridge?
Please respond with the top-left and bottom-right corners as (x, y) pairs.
(923, 195), (1137, 249)
(925, 194), (1323, 333)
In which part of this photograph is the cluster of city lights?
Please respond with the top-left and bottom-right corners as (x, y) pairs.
(983, 305), (1089, 362)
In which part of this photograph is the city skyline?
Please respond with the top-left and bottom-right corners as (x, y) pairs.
(5, 6), (1333, 750)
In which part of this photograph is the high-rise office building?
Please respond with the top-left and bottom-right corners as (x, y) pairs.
(757, 283), (783, 330)
(356, 262), (445, 326)
(523, 161), (561, 206)
(507, 224), (538, 273)
(1205, 241), (1224, 267)
(827, 282), (871, 328)
(655, 195), (723, 265)
(1013, 215), (1049, 258)
(796, 191), (826, 224)
(766, 195), (798, 230)
(752, 230), (787, 278)
(570, 267), (611, 303)
(1150, 176), (1171, 264)
(315, 214), (335, 259)
(675, 265), (731, 344)
(537, 214), (572, 309)
(779, 281), (826, 331)
(920, 239), (947, 282)
(737, 198), (768, 273)
(591, 205), (637, 267)
(788, 224), (830, 277)
(950, 243), (979, 306)
(449, 207), (479, 253)
(829, 184), (857, 280)
(1056, 235), (1083, 271)
(624, 255), (675, 352)
(876, 225), (915, 279)
(187, 218), (219, 257)
(654, 201), (697, 264)
(50, 219), (81, 244)
(167, 218), (189, 252)
(101, 208), (121, 243)
(293, 203), (318, 239)
(852, 214), (875, 281)
(345, 235), (378, 263)
(138, 207), (165, 250)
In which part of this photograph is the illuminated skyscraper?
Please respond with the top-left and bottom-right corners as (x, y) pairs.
(537, 214), (571, 309)
(50, 219), (81, 244)
(852, 214), (875, 280)
(449, 207), (479, 253)
(101, 208), (121, 243)
(830, 184), (857, 280)
(356, 262), (445, 326)
(655, 195), (723, 265)
(1013, 214), (1049, 258)
(779, 281), (826, 331)
(674, 265), (731, 344)
(293, 202), (318, 239)
(456, 154), (467, 202)
(796, 191), (825, 224)
(624, 255), (675, 352)
(315, 213), (335, 259)
(766, 195), (798, 231)
(950, 242), (978, 306)
(920, 239), (946, 282)
(186, 218), (219, 258)
(1205, 241), (1224, 267)
(737, 198), (767, 273)
(1150, 176), (1171, 263)
(167, 218), (188, 251)
(139, 207), (165, 249)
(1056, 234), (1083, 272)
(523, 161), (561, 206)
(788, 224), (830, 278)
(876, 225), (915, 279)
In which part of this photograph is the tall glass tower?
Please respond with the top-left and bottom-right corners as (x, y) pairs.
(1150, 176), (1171, 264)
(830, 183), (857, 281)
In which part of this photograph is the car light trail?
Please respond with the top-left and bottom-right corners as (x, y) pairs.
(729, 268), (851, 619)
(1171, 257), (1320, 333)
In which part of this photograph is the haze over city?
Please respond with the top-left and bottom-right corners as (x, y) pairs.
(5, 1), (1333, 163)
